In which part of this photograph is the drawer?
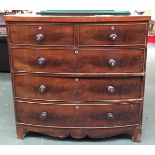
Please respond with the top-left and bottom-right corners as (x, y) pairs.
(11, 48), (145, 73)
(79, 23), (147, 46)
(16, 101), (140, 127)
(14, 75), (142, 101)
(8, 24), (74, 46)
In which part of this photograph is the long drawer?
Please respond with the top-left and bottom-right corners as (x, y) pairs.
(79, 23), (147, 46)
(8, 24), (74, 46)
(14, 75), (142, 101)
(11, 48), (145, 73)
(16, 101), (140, 127)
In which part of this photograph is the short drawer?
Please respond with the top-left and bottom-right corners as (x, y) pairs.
(14, 75), (142, 101)
(8, 24), (74, 46)
(11, 48), (145, 73)
(16, 101), (140, 127)
(79, 23), (147, 46)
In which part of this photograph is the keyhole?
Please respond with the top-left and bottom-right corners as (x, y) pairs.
(75, 105), (80, 110)
(111, 26), (115, 30)
(75, 50), (79, 54)
(75, 78), (79, 82)
(38, 26), (42, 30)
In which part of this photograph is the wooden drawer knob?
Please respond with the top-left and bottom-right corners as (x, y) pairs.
(38, 84), (47, 93)
(108, 59), (116, 67)
(37, 57), (46, 66)
(36, 33), (44, 41)
(106, 113), (114, 120)
(107, 86), (115, 94)
(109, 33), (117, 41)
(40, 112), (48, 120)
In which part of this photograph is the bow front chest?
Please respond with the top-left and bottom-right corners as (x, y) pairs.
(4, 14), (150, 141)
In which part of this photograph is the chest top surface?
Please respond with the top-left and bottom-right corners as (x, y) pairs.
(4, 14), (150, 23)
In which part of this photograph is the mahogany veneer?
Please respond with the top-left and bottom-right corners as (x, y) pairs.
(4, 14), (150, 142)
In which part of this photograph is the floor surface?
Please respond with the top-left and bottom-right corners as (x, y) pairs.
(0, 44), (155, 145)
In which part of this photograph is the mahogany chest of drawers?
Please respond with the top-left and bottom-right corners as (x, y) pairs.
(4, 14), (150, 141)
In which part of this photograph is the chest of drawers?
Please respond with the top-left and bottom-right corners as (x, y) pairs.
(4, 14), (150, 142)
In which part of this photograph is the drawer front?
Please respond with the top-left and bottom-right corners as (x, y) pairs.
(14, 75), (142, 100)
(79, 23), (147, 46)
(11, 48), (145, 73)
(16, 101), (140, 127)
(8, 24), (74, 45)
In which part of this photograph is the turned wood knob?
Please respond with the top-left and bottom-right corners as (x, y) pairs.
(107, 86), (115, 94)
(40, 112), (47, 120)
(109, 33), (117, 41)
(106, 113), (114, 120)
(108, 59), (116, 67)
(38, 84), (47, 93)
(36, 33), (44, 41)
(37, 57), (46, 66)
